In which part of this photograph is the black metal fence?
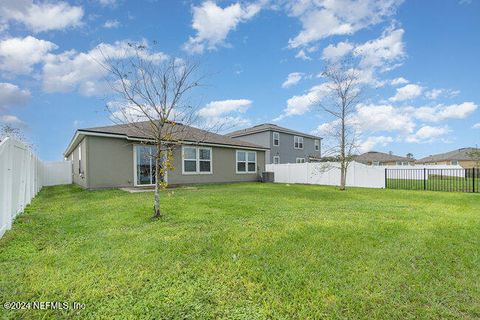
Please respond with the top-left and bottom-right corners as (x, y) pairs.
(385, 168), (479, 193)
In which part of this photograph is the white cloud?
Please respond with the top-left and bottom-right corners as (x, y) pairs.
(103, 20), (120, 29)
(473, 123), (480, 129)
(405, 125), (450, 143)
(42, 40), (168, 96)
(282, 72), (303, 88)
(0, 36), (57, 75)
(425, 88), (443, 100)
(0, 115), (25, 126)
(0, 0), (83, 32)
(413, 102), (478, 122)
(97, 0), (117, 7)
(354, 27), (405, 71)
(286, 0), (403, 48)
(390, 77), (409, 86)
(354, 103), (415, 133)
(0, 83), (31, 111)
(359, 135), (393, 153)
(197, 99), (252, 128)
(183, 1), (262, 54)
(389, 84), (423, 102)
(322, 41), (353, 61)
(295, 49), (311, 60)
(278, 83), (331, 119)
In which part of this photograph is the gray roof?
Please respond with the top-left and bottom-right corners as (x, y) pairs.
(72, 121), (267, 151)
(226, 123), (321, 140)
(417, 147), (479, 163)
(354, 151), (413, 163)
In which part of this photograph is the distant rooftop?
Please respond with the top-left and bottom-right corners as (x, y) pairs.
(226, 123), (321, 140)
(354, 151), (413, 163)
(417, 147), (479, 163)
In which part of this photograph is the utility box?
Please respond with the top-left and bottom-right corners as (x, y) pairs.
(262, 171), (274, 183)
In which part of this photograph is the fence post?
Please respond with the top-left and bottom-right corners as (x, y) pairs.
(384, 168), (387, 189)
(473, 168), (476, 193)
(423, 168), (427, 191)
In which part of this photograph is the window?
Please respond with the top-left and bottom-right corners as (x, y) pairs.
(296, 158), (305, 163)
(294, 136), (303, 149)
(451, 160), (459, 165)
(273, 132), (280, 146)
(237, 150), (256, 173)
(396, 161), (402, 166)
(273, 155), (280, 164)
(135, 145), (157, 185)
(314, 139), (320, 151)
(182, 146), (212, 174)
(372, 161), (380, 166)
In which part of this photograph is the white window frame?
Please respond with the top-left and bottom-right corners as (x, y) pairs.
(294, 136), (304, 149)
(314, 139), (320, 151)
(450, 160), (459, 165)
(273, 155), (280, 164)
(133, 144), (160, 187)
(273, 132), (280, 146)
(372, 161), (380, 166)
(181, 146), (213, 175)
(296, 157), (305, 163)
(236, 150), (257, 174)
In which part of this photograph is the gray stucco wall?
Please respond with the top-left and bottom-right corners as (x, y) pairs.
(231, 130), (321, 164)
(269, 131), (320, 164)
(167, 146), (265, 185)
(67, 135), (265, 189)
(70, 138), (87, 188)
(231, 131), (270, 148)
(86, 136), (135, 189)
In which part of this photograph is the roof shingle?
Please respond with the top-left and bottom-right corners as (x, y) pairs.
(227, 123), (321, 140)
(354, 151), (413, 163)
(79, 121), (267, 150)
(417, 147), (479, 163)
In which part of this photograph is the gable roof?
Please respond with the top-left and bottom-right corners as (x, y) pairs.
(354, 151), (413, 163)
(417, 147), (479, 163)
(64, 121), (267, 156)
(226, 123), (321, 140)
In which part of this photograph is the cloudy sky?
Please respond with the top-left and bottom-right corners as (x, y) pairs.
(0, 0), (479, 160)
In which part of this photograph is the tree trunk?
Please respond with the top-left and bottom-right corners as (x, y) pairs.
(339, 107), (346, 191)
(340, 161), (346, 191)
(153, 146), (162, 219)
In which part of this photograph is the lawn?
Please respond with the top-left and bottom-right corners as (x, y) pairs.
(386, 176), (479, 192)
(1, 183), (479, 319)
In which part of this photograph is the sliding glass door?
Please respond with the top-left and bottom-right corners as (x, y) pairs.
(135, 145), (157, 186)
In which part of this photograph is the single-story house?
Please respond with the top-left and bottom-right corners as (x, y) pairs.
(64, 121), (267, 189)
(417, 147), (479, 168)
(354, 151), (415, 166)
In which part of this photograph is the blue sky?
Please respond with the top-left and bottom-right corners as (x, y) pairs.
(0, 0), (479, 160)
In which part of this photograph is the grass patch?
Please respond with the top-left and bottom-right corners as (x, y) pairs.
(1, 183), (479, 319)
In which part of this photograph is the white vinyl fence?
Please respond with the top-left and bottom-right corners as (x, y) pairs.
(266, 161), (386, 188)
(0, 138), (72, 238)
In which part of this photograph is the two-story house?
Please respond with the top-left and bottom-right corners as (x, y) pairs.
(227, 124), (322, 164)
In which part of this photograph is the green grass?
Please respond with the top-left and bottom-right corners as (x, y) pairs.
(387, 176), (479, 192)
(1, 183), (479, 319)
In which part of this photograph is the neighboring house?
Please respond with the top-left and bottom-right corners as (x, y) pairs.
(64, 122), (267, 189)
(354, 151), (414, 166)
(226, 124), (321, 164)
(417, 147), (479, 168)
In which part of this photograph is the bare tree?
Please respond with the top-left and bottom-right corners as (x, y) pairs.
(0, 124), (28, 145)
(317, 63), (362, 190)
(101, 43), (204, 219)
(467, 146), (480, 168)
